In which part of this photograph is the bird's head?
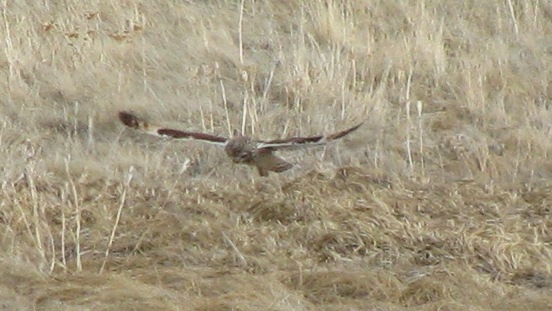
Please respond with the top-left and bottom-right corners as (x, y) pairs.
(232, 151), (253, 163)
(225, 135), (255, 164)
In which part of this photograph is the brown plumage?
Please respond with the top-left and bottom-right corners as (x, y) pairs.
(118, 111), (362, 176)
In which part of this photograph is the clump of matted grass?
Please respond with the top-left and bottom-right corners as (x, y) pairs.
(3, 165), (552, 310)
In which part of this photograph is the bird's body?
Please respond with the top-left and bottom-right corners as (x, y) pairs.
(223, 134), (293, 176)
(118, 112), (362, 176)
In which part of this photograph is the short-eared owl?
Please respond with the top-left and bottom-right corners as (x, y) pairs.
(119, 112), (362, 176)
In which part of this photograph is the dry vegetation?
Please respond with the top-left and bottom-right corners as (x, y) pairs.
(1, 0), (552, 310)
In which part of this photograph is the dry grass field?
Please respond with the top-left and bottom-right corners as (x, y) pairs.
(1, 0), (552, 310)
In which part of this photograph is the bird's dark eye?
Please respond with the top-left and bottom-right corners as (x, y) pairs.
(239, 152), (250, 160)
(232, 151), (253, 164)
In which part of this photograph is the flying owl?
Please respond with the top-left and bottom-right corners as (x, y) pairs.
(118, 111), (362, 176)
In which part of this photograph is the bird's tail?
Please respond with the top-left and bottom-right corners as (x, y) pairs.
(256, 153), (293, 176)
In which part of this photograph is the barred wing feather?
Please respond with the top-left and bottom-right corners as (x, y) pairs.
(119, 112), (228, 146)
(257, 122), (363, 151)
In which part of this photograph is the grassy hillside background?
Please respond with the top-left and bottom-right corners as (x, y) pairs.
(1, 0), (552, 310)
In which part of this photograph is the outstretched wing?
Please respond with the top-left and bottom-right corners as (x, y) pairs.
(118, 112), (228, 146)
(256, 122), (363, 151)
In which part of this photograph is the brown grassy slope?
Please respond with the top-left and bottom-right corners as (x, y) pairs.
(1, 0), (552, 310)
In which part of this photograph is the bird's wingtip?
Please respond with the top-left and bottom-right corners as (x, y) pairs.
(118, 111), (142, 129)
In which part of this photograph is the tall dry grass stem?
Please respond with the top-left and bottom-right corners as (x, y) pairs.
(219, 67), (232, 136)
(64, 155), (82, 272)
(2, 0), (14, 94)
(417, 100), (425, 177)
(99, 166), (134, 275)
(405, 68), (414, 174)
(238, 0), (245, 65)
(506, 0), (520, 36)
(26, 163), (46, 271)
(222, 232), (247, 267)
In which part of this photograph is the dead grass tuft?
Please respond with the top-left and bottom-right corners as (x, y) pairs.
(285, 269), (403, 304)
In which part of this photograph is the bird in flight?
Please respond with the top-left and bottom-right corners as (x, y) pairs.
(118, 111), (362, 176)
